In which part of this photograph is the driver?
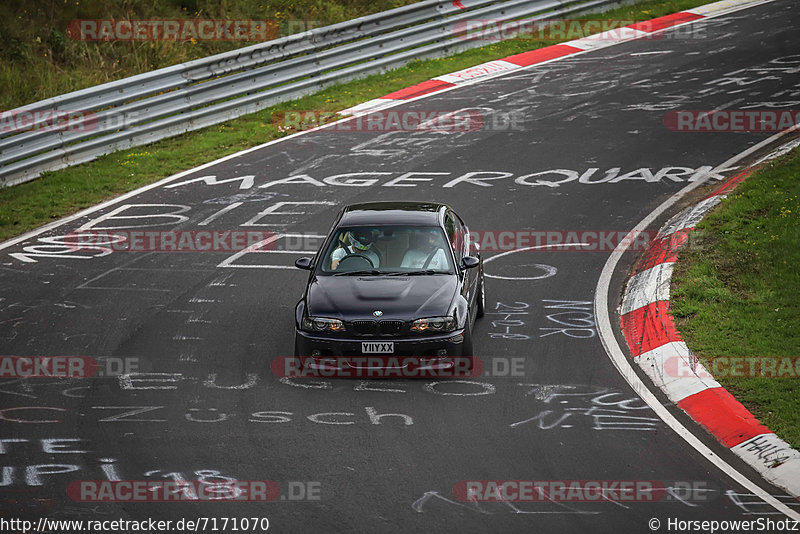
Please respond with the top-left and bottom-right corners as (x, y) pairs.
(331, 229), (380, 270)
(401, 229), (448, 270)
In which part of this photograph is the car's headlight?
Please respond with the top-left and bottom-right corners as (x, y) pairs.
(410, 316), (456, 333)
(302, 316), (345, 332)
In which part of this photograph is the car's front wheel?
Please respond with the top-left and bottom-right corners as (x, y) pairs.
(476, 274), (485, 319)
(461, 320), (474, 358)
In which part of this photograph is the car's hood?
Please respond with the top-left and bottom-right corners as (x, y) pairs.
(306, 275), (457, 320)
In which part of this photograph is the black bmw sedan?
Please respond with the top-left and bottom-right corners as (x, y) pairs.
(293, 201), (484, 374)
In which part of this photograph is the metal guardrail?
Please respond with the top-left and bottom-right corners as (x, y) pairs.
(0, 0), (622, 187)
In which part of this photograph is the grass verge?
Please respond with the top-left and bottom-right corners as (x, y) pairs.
(0, 0), (715, 243)
(671, 145), (800, 450)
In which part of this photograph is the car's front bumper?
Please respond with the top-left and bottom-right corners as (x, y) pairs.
(294, 328), (466, 358)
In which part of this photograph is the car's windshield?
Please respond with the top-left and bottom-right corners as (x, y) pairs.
(319, 226), (455, 275)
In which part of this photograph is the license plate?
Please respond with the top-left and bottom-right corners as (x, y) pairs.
(361, 342), (394, 354)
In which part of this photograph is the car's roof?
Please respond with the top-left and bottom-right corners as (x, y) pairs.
(338, 201), (448, 226)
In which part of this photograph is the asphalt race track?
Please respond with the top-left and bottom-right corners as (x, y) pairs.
(1, 1), (799, 532)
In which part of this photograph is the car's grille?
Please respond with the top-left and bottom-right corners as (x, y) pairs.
(352, 320), (378, 335)
(350, 320), (404, 336)
(379, 320), (403, 335)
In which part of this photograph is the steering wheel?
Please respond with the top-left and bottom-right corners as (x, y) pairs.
(338, 253), (375, 270)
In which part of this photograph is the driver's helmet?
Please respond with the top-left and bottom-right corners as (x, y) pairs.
(348, 229), (374, 251)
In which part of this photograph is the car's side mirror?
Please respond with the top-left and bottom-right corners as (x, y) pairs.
(295, 257), (313, 270)
(461, 256), (480, 269)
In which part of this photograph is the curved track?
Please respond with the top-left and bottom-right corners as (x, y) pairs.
(1, 1), (799, 531)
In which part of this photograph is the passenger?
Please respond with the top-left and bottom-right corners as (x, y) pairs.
(401, 229), (448, 270)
